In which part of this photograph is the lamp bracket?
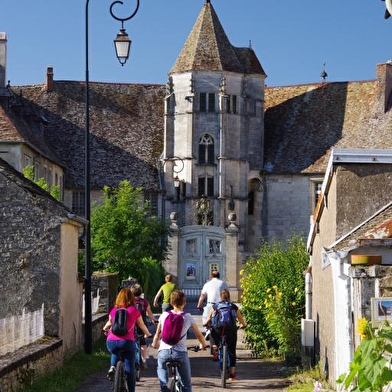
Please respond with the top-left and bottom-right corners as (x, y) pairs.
(110, 0), (140, 27)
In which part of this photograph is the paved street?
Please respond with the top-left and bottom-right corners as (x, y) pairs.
(74, 309), (291, 392)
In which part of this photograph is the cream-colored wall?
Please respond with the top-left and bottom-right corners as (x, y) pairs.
(311, 175), (338, 381)
(0, 143), (64, 199)
(60, 221), (83, 355)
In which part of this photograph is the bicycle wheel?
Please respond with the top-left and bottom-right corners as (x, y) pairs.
(168, 373), (183, 392)
(114, 360), (126, 392)
(135, 342), (141, 381)
(168, 377), (176, 392)
(135, 363), (141, 382)
(221, 344), (228, 388)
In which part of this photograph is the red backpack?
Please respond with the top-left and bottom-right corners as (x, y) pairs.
(161, 311), (186, 345)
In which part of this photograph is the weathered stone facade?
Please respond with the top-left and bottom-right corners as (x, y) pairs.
(0, 158), (83, 351)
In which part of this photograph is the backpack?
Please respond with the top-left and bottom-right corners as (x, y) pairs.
(111, 308), (129, 336)
(211, 301), (236, 328)
(135, 297), (147, 323)
(161, 311), (186, 345)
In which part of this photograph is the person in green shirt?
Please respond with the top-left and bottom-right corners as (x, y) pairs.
(153, 274), (178, 312)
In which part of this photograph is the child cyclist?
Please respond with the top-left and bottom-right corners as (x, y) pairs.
(103, 288), (152, 392)
(151, 290), (209, 392)
(130, 283), (158, 369)
(204, 289), (246, 381)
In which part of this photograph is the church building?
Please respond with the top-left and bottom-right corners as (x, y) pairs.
(159, 1), (266, 299)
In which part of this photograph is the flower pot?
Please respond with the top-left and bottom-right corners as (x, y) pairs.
(351, 254), (382, 266)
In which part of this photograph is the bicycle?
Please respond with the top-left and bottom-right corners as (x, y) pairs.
(112, 349), (129, 392)
(165, 345), (207, 392)
(134, 333), (142, 382)
(218, 333), (230, 388)
(205, 324), (241, 388)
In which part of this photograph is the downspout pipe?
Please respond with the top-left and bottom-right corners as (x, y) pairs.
(329, 250), (353, 381)
(305, 264), (312, 320)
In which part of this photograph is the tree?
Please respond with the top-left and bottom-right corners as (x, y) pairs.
(240, 234), (309, 357)
(22, 165), (60, 200)
(90, 180), (170, 298)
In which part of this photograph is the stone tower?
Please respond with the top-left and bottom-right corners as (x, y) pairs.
(160, 1), (266, 300)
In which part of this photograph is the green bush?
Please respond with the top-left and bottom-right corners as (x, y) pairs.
(22, 165), (60, 200)
(241, 235), (309, 357)
(89, 180), (169, 299)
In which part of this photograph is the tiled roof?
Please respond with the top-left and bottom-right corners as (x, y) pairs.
(332, 202), (392, 251)
(0, 99), (60, 163)
(11, 82), (166, 191)
(264, 80), (392, 174)
(170, 2), (265, 75)
(3, 75), (392, 192)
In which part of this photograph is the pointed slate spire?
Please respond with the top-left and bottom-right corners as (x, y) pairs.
(170, 2), (265, 75)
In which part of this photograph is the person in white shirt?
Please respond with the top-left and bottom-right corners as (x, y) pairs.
(197, 271), (228, 327)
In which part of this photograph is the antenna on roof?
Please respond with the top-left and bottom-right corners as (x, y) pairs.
(320, 62), (328, 82)
(249, 40), (252, 48)
(206, 0), (211, 3)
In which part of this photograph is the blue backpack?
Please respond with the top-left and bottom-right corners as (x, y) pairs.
(211, 301), (236, 328)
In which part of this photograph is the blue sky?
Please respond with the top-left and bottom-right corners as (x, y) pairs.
(1, 0), (392, 87)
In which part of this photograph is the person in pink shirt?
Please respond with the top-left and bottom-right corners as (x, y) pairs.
(103, 288), (151, 392)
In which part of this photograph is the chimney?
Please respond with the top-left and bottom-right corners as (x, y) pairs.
(46, 66), (54, 92)
(0, 32), (7, 88)
(376, 62), (392, 113)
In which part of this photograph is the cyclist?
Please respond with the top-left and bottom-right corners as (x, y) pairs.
(153, 274), (178, 312)
(103, 288), (152, 392)
(130, 283), (158, 369)
(204, 289), (246, 381)
(151, 290), (208, 392)
(197, 270), (227, 327)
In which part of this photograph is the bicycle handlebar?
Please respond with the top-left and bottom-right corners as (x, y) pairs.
(188, 345), (210, 352)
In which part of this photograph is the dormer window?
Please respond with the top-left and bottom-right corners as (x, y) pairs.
(199, 134), (214, 164)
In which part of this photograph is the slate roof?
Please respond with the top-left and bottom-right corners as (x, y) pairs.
(264, 80), (392, 174)
(170, 1), (265, 75)
(9, 82), (166, 191)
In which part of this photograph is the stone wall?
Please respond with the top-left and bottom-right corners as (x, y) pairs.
(0, 315), (107, 392)
(264, 174), (312, 241)
(0, 162), (66, 336)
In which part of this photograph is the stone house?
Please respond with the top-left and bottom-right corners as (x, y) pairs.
(0, 156), (85, 365)
(306, 149), (392, 385)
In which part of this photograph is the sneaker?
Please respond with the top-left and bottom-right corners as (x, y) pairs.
(212, 350), (219, 362)
(107, 365), (115, 380)
(161, 386), (170, 392)
(229, 373), (236, 381)
(141, 360), (148, 370)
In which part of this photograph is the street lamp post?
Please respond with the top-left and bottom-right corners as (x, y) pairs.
(84, 0), (139, 354)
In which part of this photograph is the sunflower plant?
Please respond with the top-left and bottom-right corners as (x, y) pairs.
(337, 319), (392, 391)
